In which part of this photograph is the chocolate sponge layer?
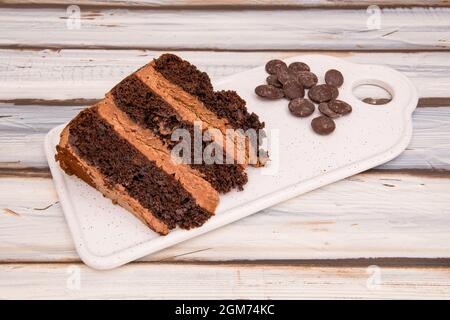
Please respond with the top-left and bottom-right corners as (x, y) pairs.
(110, 74), (248, 193)
(67, 107), (212, 230)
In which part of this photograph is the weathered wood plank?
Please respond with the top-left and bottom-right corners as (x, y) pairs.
(1, 50), (450, 100)
(1, 7), (449, 50)
(1, 263), (449, 299)
(1, 171), (449, 262)
(2, 0), (450, 9)
(1, 104), (449, 170)
(2, 50), (447, 171)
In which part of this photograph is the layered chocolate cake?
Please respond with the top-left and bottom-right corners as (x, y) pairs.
(56, 54), (265, 235)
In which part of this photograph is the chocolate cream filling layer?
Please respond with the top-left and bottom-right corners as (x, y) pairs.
(62, 107), (213, 231)
(110, 74), (248, 192)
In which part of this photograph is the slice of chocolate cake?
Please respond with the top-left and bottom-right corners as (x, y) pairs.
(56, 54), (265, 235)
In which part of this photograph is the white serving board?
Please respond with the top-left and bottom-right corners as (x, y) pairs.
(45, 55), (418, 270)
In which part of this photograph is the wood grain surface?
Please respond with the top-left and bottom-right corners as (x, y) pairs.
(1, 0), (450, 8)
(1, 50), (450, 100)
(0, 7), (450, 50)
(1, 263), (450, 299)
(1, 104), (450, 170)
(1, 171), (450, 262)
(0, 1), (449, 299)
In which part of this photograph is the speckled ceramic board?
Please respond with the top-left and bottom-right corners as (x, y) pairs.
(45, 55), (418, 270)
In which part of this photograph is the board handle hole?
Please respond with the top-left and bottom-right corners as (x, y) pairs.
(352, 82), (393, 105)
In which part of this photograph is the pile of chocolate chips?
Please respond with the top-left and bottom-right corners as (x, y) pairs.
(255, 59), (352, 135)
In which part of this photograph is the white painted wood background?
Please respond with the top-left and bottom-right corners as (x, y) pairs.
(0, 1), (450, 299)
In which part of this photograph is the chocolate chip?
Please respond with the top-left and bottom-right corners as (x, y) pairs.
(328, 99), (352, 115)
(259, 59), (350, 134)
(266, 75), (282, 88)
(311, 116), (336, 135)
(289, 98), (315, 117)
(283, 79), (304, 100)
(318, 102), (340, 118)
(296, 71), (318, 89)
(328, 85), (339, 100)
(325, 69), (344, 88)
(288, 62), (310, 73)
(308, 84), (333, 103)
(255, 84), (284, 99)
(265, 59), (288, 75)
(276, 69), (297, 85)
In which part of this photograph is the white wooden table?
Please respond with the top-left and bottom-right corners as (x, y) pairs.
(1, 1), (450, 299)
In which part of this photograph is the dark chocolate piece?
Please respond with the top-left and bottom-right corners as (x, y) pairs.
(308, 84), (333, 103)
(296, 71), (318, 89)
(276, 68), (296, 85)
(328, 84), (339, 100)
(266, 74), (282, 88)
(288, 98), (315, 117)
(283, 79), (304, 100)
(318, 102), (340, 118)
(325, 69), (344, 88)
(255, 84), (284, 99)
(288, 62), (310, 73)
(311, 116), (336, 135)
(328, 99), (352, 115)
(265, 59), (288, 75)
